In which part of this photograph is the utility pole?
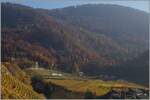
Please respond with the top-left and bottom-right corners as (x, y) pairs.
(51, 60), (54, 70)
(74, 62), (80, 76)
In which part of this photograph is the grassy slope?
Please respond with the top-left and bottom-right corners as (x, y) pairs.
(1, 64), (45, 99)
(46, 79), (148, 96)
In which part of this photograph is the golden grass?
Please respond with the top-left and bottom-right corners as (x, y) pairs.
(45, 79), (113, 96)
(45, 79), (148, 96)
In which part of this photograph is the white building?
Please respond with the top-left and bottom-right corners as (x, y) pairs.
(35, 61), (39, 69)
(51, 72), (62, 77)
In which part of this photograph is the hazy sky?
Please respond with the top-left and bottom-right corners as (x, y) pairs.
(1, 0), (149, 12)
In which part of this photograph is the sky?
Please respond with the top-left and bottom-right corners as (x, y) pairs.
(1, 0), (149, 12)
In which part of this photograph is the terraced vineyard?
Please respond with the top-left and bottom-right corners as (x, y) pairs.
(1, 65), (45, 99)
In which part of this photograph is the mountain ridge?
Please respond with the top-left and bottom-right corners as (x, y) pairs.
(1, 3), (149, 85)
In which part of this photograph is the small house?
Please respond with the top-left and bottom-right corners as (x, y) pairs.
(51, 72), (62, 77)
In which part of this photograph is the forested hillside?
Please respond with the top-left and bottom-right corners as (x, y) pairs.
(81, 51), (149, 86)
(1, 3), (149, 86)
(48, 4), (149, 57)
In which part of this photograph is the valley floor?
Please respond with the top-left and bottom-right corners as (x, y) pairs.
(25, 68), (149, 99)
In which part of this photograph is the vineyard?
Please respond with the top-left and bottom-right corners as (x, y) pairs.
(1, 65), (45, 99)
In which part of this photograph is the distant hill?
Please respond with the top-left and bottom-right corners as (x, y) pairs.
(1, 3), (149, 85)
(2, 3), (128, 71)
(48, 4), (149, 57)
